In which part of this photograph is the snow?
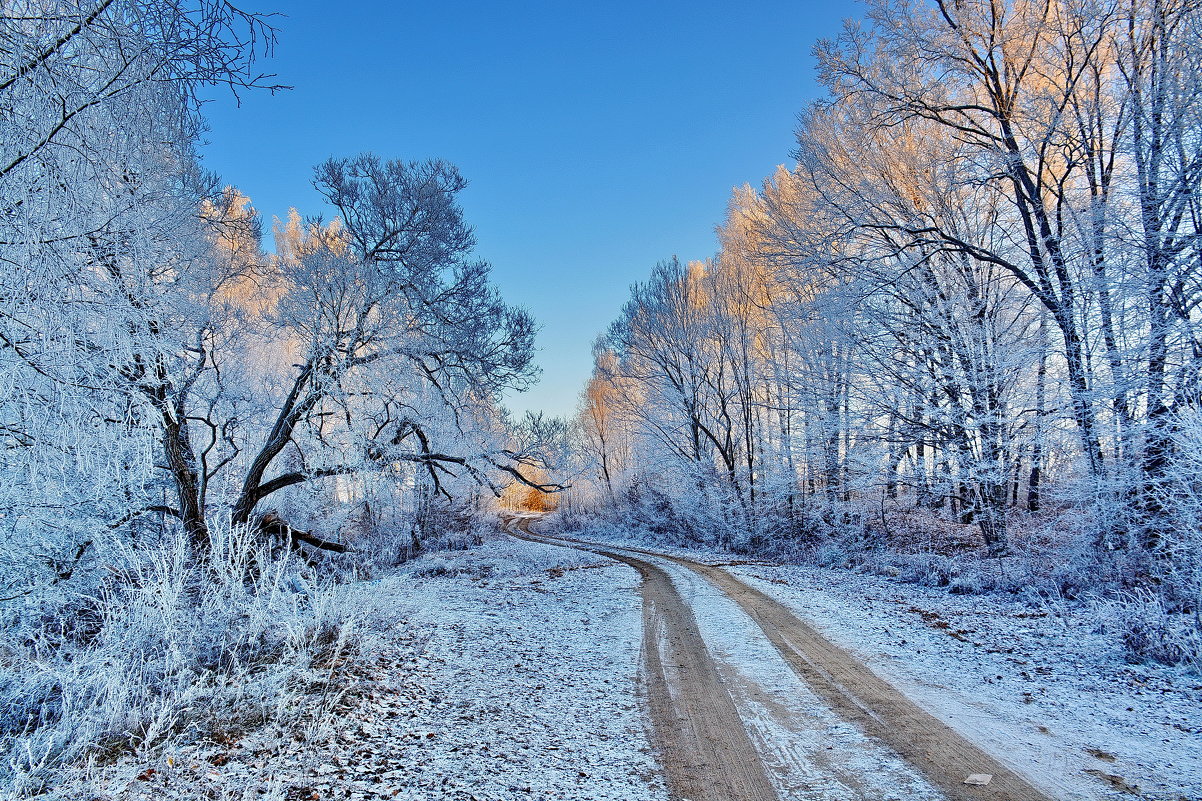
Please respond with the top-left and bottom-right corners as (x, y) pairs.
(48, 526), (1202, 801)
(543, 520), (1202, 799)
(62, 537), (666, 801)
(725, 562), (1202, 801)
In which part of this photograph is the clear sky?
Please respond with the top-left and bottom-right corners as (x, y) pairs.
(198, 0), (853, 421)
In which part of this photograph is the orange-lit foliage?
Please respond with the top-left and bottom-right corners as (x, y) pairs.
(203, 188), (280, 317)
(501, 467), (558, 512)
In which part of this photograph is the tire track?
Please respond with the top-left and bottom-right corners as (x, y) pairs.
(678, 557), (1053, 801)
(503, 518), (779, 801)
(603, 549), (781, 801)
(508, 519), (1055, 801)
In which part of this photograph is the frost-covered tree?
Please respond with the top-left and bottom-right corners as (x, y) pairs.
(0, 0), (277, 591)
(1, 1), (552, 578)
(572, 0), (1202, 570)
(815, 0), (1202, 538)
(218, 155), (548, 541)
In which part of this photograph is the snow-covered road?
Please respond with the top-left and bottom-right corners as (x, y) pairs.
(725, 562), (1202, 801)
(517, 519), (1202, 801)
(653, 554), (944, 801)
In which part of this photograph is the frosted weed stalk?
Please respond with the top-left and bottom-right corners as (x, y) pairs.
(0, 523), (363, 798)
(1110, 589), (1202, 671)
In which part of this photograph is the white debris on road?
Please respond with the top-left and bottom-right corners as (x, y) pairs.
(655, 557), (944, 801)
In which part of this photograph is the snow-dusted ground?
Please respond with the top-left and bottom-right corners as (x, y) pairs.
(52, 522), (1202, 801)
(68, 538), (666, 801)
(728, 562), (1202, 801)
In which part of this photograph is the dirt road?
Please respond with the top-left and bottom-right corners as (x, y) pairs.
(600, 548), (781, 801)
(505, 518), (1055, 801)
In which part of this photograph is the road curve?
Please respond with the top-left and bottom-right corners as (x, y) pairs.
(507, 518), (1055, 801)
(503, 517), (779, 800)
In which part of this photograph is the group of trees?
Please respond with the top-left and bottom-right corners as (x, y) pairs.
(0, 4), (569, 785)
(0, 0), (551, 602)
(566, 0), (1202, 594)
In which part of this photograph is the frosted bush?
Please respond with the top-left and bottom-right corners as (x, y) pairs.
(888, 553), (957, 588)
(1114, 590), (1202, 670)
(411, 555), (464, 578)
(814, 541), (854, 569)
(947, 572), (985, 595)
(0, 525), (360, 796)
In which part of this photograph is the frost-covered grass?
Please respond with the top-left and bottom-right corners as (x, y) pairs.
(74, 534), (665, 801)
(3, 505), (644, 800)
(0, 525), (373, 799)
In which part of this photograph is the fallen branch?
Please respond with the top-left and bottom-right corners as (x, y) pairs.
(258, 512), (351, 553)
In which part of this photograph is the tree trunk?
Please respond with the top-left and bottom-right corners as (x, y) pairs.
(162, 406), (208, 550)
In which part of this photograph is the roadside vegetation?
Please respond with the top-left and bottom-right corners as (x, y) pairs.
(0, 1), (552, 793)
(4, 0), (1202, 794)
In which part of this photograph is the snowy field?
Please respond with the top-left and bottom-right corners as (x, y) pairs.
(43, 526), (1202, 801)
(730, 562), (1202, 801)
(61, 538), (665, 801)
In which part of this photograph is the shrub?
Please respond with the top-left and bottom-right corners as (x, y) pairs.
(0, 524), (360, 796)
(1114, 590), (1202, 670)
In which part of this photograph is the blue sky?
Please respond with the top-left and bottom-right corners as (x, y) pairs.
(199, 0), (852, 420)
